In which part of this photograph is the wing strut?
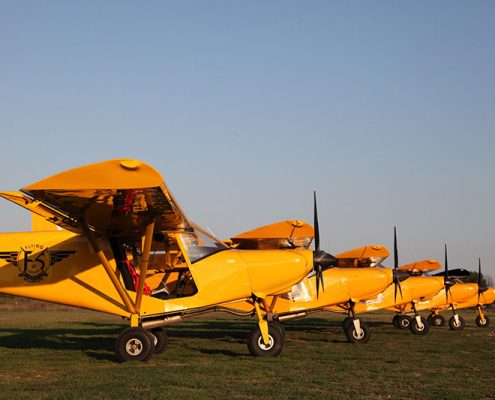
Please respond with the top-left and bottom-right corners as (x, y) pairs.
(135, 221), (155, 313)
(83, 224), (136, 315)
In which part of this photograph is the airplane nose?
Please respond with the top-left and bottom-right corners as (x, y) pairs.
(393, 269), (409, 282)
(313, 250), (338, 269)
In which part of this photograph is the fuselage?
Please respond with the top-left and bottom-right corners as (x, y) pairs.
(0, 230), (313, 319)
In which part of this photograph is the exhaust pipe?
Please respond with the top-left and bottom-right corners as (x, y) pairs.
(278, 312), (307, 322)
(142, 315), (183, 329)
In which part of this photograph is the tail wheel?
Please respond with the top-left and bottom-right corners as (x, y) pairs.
(475, 315), (490, 328)
(430, 314), (446, 327)
(344, 320), (371, 344)
(115, 327), (154, 362)
(397, 315), (412, 329)
(149, 328), (169, 354)
(247, 321), (284, 357)
(409, 317), (430, 335)
(449, 315), (465, 331)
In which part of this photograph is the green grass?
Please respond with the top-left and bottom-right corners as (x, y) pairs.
(0, 309), (493, 399)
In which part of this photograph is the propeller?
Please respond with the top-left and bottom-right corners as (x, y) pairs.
(393, 227), (404, 303)
(312, 191), (337, 298)
(478, 258), (488, 303)
(443, 244), (453, 303)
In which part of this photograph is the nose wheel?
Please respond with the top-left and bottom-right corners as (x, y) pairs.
(475, 315), (490, 328)
(247, 321), (284, 356)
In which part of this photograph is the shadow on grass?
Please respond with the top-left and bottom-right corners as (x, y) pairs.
(0, 317), (386, 361)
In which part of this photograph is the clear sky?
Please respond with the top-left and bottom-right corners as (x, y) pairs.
(1, 1), (494, 278)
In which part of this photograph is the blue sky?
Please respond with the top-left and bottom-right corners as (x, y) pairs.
(1, 1), (494, 278)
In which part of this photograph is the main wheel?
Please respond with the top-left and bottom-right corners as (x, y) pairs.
(430, 314), (446, 327)
(397, 315), (412, 329)
(343, 316), (352, 331)
(449, 315), (465, 331)
(475, 315), (490, 328)
(149, 328), (168, 354)
(392, 314), (401, 328)
(247, 322), (284, 357)
(115, 327), (154, 362)
(344, 320), (371, 344)
(270, 320), (286, 337)
(409, 317), (429, 335)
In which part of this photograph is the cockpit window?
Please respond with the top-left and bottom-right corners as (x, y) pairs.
(178, 224), (228, 263)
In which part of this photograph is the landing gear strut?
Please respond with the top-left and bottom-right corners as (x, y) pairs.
(247, 297), (285, 356)
(409, 302), (429, 335)
(448, 305), (465, 331)
(476, 306), (490, 328)
(343, 301), (370, 344)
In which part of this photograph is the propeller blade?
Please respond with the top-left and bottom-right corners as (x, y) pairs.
(394, 226), (398, 270)
(478, 257), (482, 303)
(314, 191), (320, 252)
(392, 227), (403, 301)
(444, 244), (449, 303)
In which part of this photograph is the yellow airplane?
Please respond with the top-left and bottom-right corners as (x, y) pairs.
(222, 219), (409, 344)
(0, 159), (341, 361)
(413, 257), (494, 330)
(328, 228), (452, 336)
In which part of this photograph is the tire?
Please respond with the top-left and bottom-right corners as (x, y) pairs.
(449, 315), (465, 331)
(343, 317), (352, 331)
(397, 315), (412, 329)
(247, 322), (284, 357)
(392, 315), (400, 328)
(344, 320), (371, 344)
(270, 320), (286, 338)
(149, 328), (168, 354)
(475, 315), (490, 328)
(115, 327), (154, 362)
(409, 317), (430, 335)
(430, 314), (446, 327)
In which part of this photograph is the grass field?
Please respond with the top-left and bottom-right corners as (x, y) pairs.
(0, 308), (493, 400)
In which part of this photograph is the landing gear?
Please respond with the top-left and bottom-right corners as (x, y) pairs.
(406, 302), (429, 335)
(247, 297), (284, 357)
(476, 306), (490, 328)
(344, 319), (370, 344)
(342, 302), (370, 344)
(476, 315), (490, 328)
(449, 315), (465, 331)
(409, 316), (429, 335)
(247, 321), (284, 357)
(396, 315), (412, 329)
(149, 328), (168, 354)
(115, 327), (154, 362)
(428, 313), (446, 327)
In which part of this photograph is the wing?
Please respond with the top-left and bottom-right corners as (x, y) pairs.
(335, 245), (390, 268)
(3, 159), (192, 237)
(228, 220), (314, 250)
(399, 259), (441, 275)
(0, 252), (18, 266)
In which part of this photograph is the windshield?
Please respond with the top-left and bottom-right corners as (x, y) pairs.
(179, 224), (228, 263)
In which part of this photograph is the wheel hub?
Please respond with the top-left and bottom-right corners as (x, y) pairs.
(257, 335), (274, 351)
(126, 338), (144, 356)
